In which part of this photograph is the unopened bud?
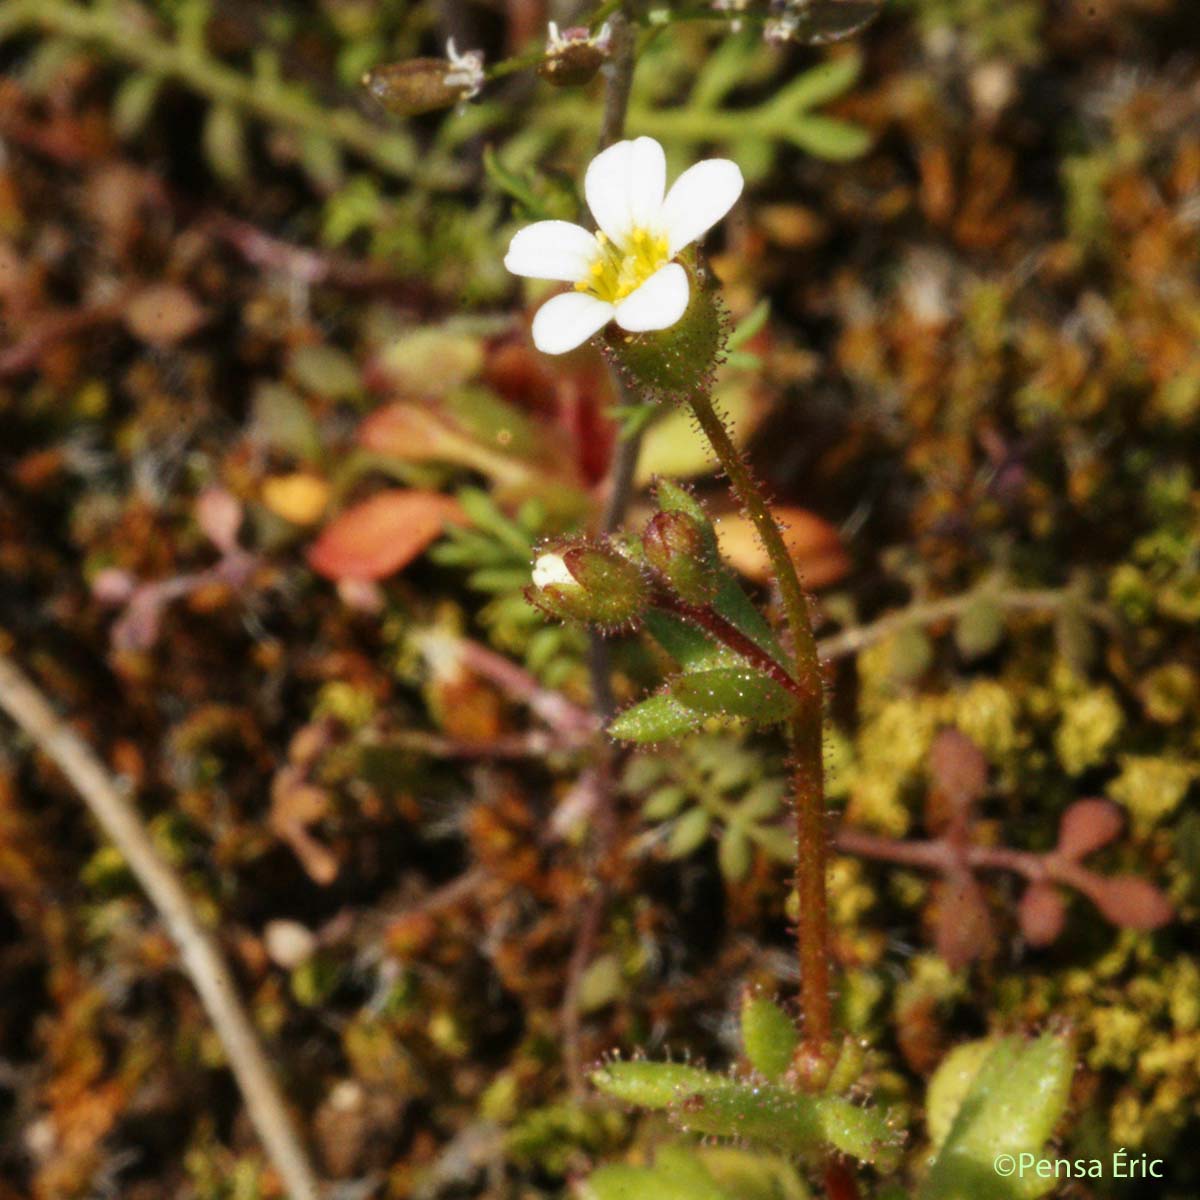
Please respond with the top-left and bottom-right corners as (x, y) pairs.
(643, 510), (721, 603)
(537, 21), (610, 87)
(606, 262), (725, 396)
(527, 541), (648, 628)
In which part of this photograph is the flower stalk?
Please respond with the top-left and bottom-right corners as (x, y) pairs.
(685, 388), (833, 1065)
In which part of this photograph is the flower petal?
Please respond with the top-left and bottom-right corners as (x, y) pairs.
(660, 159), (744, 255)
(532, 291), (614, 354)
(585, 136), (666, 246)
(504, 220), (598, 282)
(614, 262), (689, 333)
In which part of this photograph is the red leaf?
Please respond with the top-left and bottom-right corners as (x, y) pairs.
(1018, 882), (1067, 947)
(1082, 874), (1174, 931)
(1057, 798), (1124, 860)
(930, 870), (995, 969)
(307, 489), (465, 582)
(927, 728), (987, 835)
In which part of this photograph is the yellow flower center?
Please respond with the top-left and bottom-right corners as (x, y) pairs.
(576, 228), (671, 304)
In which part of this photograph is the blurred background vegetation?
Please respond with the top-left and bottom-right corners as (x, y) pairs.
(0, 0), (1198, 1196)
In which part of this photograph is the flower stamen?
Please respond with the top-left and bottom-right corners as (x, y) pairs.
(576, 226), (671, 304)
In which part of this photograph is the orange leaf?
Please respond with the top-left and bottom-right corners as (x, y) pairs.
(714, 506), (849, 590)
(307, 489), (465, 581)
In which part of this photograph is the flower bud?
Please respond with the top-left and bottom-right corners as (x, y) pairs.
(527, 541), (648, 628)
(642, 510), (721, 604)
(605, 262), (725, 396)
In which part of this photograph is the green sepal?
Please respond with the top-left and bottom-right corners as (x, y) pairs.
(741, 994), (799, 1081)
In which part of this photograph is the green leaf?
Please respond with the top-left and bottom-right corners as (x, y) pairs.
(668, 808), (712, 858)
(623, 755), (670, 791)
(248, 382), (322, 462)
(919, 1033), (1075, 1200)
(636, 383), (762, 485)
(673, 668), (798, 724)
(756, 825), (797, 863)
(584, 1146), (728, 1200)
(609, 693), (705, 743)
(727, 300), (771, 352)
(955, 596), (1005, 661)
(740, 779), (786, 820)
(644, 784), (689, 820)
(773, 53), (862, 113)
(690, 32), (760, 111)
(287, 344), (362, 401)
(741, 995), (799, 1081)
(300, 132), (344, 192)
(787, 115), (872, 161)
(593, 1061), (729, 1109)
(203, 103), (250, 184)
(579, 954), (624, 1013)
(653, 481), (790, 669)
(698, 1147), (811, 1200)
(643, 609), (734, 673)
(485, 146), (565, 220)
(719, 826), (753, 881)
(112, 73), (163, 140)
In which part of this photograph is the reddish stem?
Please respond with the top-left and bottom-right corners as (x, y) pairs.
(652, 592), (816, 708)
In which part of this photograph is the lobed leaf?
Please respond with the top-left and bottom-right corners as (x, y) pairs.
(592, 1061), (900, 1167)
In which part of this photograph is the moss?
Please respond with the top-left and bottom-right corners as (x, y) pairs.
(1107, 755), (1195, 831)
(1086, 1006), (1146, 1072)
(1054, 686), (1123, 776)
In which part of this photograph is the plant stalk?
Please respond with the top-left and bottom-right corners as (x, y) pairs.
(685, 389), (833, 1062)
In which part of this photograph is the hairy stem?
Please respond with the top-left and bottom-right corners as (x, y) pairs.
(685, 390), (832, 1061)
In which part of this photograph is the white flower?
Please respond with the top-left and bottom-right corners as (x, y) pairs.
(504, 137), (743, 355)
(531, 553), (577, 589)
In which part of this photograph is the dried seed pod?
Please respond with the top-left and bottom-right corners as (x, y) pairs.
(363, 40), (484, 116)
